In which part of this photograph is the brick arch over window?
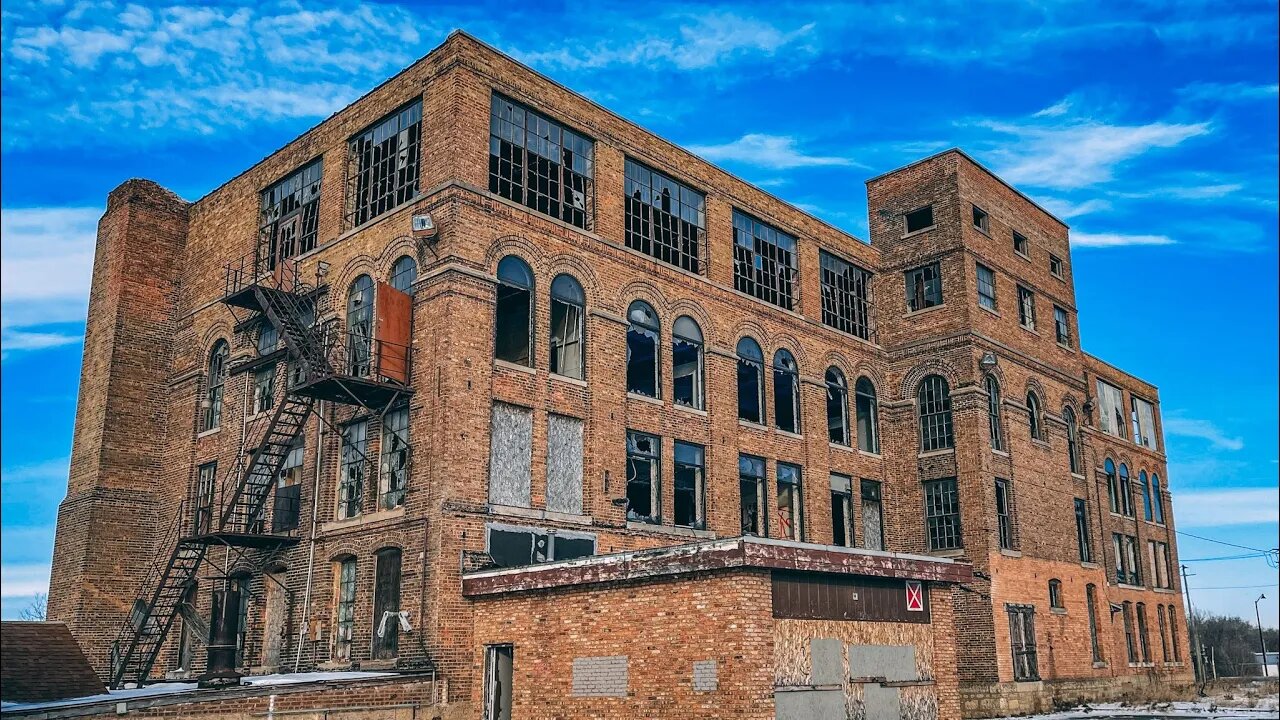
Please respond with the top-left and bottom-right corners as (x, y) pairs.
(727, 320), (771, 356)
(484, 234), (542, 271)
(898, 358), (960, 402)
(1023, 378), (1049, 407)
(770, 333), (808, 376)
(545, 254), (601, 305)
(375, 235), (418, 273)
(616, 279), (670, 320)
(667, 299), (717, 346)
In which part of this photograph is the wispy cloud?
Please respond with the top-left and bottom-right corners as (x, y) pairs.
(1035, 197), (1112, 219)
(2, 457), (70, 484)
(1, 206), (97, 358)
(1164, 416), (1246, 451)
(1070, 231), (1176, 248)
(0, 563), (50, 599)
(688, 134), (862, 170)
(1178, 81), (1280, 104)
(1174, 487), (1279, 528)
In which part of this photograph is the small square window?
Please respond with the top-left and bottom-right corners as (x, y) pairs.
(972, 205), (990, 233)
(906, 262), (943, 311)
(905, 206), (934, 234)
(1049, 254), (1063, 278)
(1013, 231), (1029, 257)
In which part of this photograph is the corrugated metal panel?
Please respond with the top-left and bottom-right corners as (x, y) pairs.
(772, 571), (931, 624)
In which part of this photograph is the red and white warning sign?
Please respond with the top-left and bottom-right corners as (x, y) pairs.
(905, 580), (924, 612)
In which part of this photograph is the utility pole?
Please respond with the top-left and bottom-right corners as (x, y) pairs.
(1255, 594), (1269, 678)
(1182, 564), (1205, 686)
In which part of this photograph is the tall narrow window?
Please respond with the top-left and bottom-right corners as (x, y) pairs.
(1106, 458), (1120, 513)
(1075, 498), (1093, 563)
(1054, 306), (1071, 346)
(776, 463), (803, 540)
(773, 349), (800, 434)
(1118, 463), (1133, 516)
(204, 341), (229, 431)
(483, 645), (515, 720)
(1096, 380), (1126, 438)
(489, 94), (594, 229)
(1048, 579), (1064, 610)
(389, 255), (418, 294)
(1170, 610), (1182, 662)
(1008, 604), (1040, 681)
(624, 159), (705, 273)
(347, 101), (421, 227)
(820, 250), (874, 340)
(739, 454), (767, 536)
(347, 275), (374, 377)
(625, 300), (660, 398)
(495, 256), (534, 366)
(733, 210), (797, 309)
(1017, 285), (1036, 330)
(1139, 470), (1153, 521)
(825, 367), (849, 446)
(976, 263), (997, 311)
(260, 158), (322, 269)
(1027, 392), (1043, 440)
(339, 420), (368, 519)
(1049, 253), (1063, 278)
(995, 479), (1013, 550)
(736, 337), (765, 424)
(1151, 473), (1165, 524)
(1064, 407), (1081, 474)
(546, 414), (584, 515)
(381, 405), (410, 509)
(855, 377), (880, 454)
(488, 403), (533, 508)
(1086, 584), (1103, 663)
(986, 375), (1003, 451)
(673, 441), (705, 529)
(253, 364), (275, 415)
(274, 441), (304, 532)
(861, 479), (884, 551)
(549, 274), (585, 379)
(372, 547), (402, 659)
(1131, 397), (1157, 449)
(924, 477), (962, 550)
(195, 461), (217, 534)
(334, 557), (357, 660)
(1114, 533), (1141, 585)
(232, 574), (250, 666)
(1157, 605), (1170, 662)
(1136, 603), (1151, 663)
(625, 430), (660, 524)
(906, 262), (943, 311)
(672, 316), (704, 410)
(918, 375), (955, 452)
(830, 474), (853, 547)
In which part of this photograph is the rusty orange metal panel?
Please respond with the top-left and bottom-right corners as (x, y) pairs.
(375, 281), (411, 383)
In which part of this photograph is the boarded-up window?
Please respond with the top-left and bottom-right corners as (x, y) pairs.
(861, 479), (884, 551)
(372, 548), (401, 659)
(1008, 604), (1039, 680)
(488, 403), (532, 507)
(546, 414), (583, 515)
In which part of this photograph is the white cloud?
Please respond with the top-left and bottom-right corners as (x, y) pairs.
(2, 457), (70, 484)
(1164, 417), (1245, 451)
(1178, 81), (1280, 104)
(1070, 231), (1176, 248)
(688, 134), (862, 170)
(0, 563), (51, 598)
(1173, 487), (1279, 528)
(1035, 197), (1112, 219)
(1, 206), (96, 358)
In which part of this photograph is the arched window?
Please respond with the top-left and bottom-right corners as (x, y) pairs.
(1027, 392), (1043, 440)
(1151, 473), (1165, 524)
(1048, 579), (1063, 610)
(626, 300), (659, 397)
(986, 375), (1003, 451)
(773, 349), (800, 433)
(347, 274), (374, 377)
(549, 274), (585, 379)
(389, 255), (417, 294)
(736, 337), (764, 423)
(372, 547), (402, 659)
(825, 367), (849, 446)
(1105, 458), (1119, 513)
(855, 377), (879, 454)
(1064, 406), (1081, 474)
(495, 256), (534, 366)
(918, 375), (954, 451)
(1118, 463), (1133, 516)
(1139, 470), (1152, 521)
(204, 341), (229, 431)
(672, 316), (704, 410)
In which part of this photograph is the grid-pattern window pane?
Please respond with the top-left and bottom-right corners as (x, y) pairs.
(347, 101), (421, 228)
(490, 94), (594, 230)
(826, 368), (849, 446)
(1075, 498), (1092, 563)
(624, 159), (705, 273)
(1018, 285), (1036, 330)
(1054, 306), (1071, 346)
(194, 462), (217, 534)
(906, 262), (943, 311)
(820, 251), (874, 340)
(918, 375), (955, 452)
(381, 405), (410, 509)
(334, 558), (357, 660)
(924, 477), (962, 550)
(204, 341), (228, 432)
(733, 210), (797, 309)
(625, 430), (660, 524)
(995, 479), (1013, 550)
(260, 158), (322, 269)
(977, 264), (997, 310)
(339, 420), (368, 519)
(855, 378), (879, 454)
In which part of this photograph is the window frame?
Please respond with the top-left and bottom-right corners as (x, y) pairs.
(625, 430), (661, 524)
(346, 100), (422, 229)
(776, 462), (804, 541)
(830, 473), (854, 547)
(904, 205), (934, 234)
(549, 274), (586, 380)
(1017, 285), (1036, 331)
(623, 157), (706, 274)
(260, 157), (323, 270)
(736, 337), (765, 424)
(917, 375), (955, 452)
(672, 316), (704, 410)
(625, 300), (661, 398)
(905, 262), (943, 312)
(673, 440), (706, 530)
(995, 478), (1014, 551)
(495, 255), (535, 367)
(1048, 579), (1064, 610)
(489, 93), (595, 230)
(976, 263), (997, 311)
(1074, 498), (1093, 563)
(772, 349), (801, 434)
(923, 476), (962, 551)
(739, 454), (768, 537)
(854, 377), (880, 454)
(1013, 230), (1030, 257)
(1053, 306), (1071, 346)
(986, 374), (1003, 451)
(819, 250), (874, 340)
(972, 204), (990, 233)
(825, 367), (850, 446)
(732, 209), (798, 310)
(1049, 253), (1063, 279)
(1026, 392), (1043, 441)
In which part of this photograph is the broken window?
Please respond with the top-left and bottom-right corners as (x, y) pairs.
(732, 210), (797, 310)
(1158, 604), (1170, 662)
(1049, 579), (1063, 610)
(673, 441), (705, 529)
(1139, 470), (1152, 521)
(672, 316), (704, 410)
(232, 574), (251, 667)
(549, 274), (585, 379)
(772, 349), (800, 434)
(1086, 584), (1103, 662)
(924, 477), (961, 551)
(972, 205), (990, 232)
(1017, 285), (1036, 330)
(905, 262), (942, 312)
(546, 414), (584, 515)
(904, 205), (934, 233)
(1113, 532), (1141, 585)
(347, 101), (421, 228)
(260, 158), (322, 270)
(1013, 230), (1029, 256)
(825, 367), (849, 446)
(203, 341), (229, 431)
(488, 402), (532, 508)
(918, 374), (954, 452)
(736, 337), (765, 424)
(1054, 306), (1070, 346)
(739, 454), (767, 537)
(995, 479), (1014, 550)
(1106, 459), (1121, 513)
(258, 321), (279, 355)
(1136, 603), (1151, 663)
(1131, 396), (1156, 449)
(194, 461), (217, 534)
(830, 473), (853, 547)
(338, 420), (368, 519)
(334, 557), (357, 661)
(273, 441), (303, 532)
(372, 547), (401, 660)
(1171, 606), (1183, 662)
(1151, 473), (1165, 524)
(1075, 498), (1092, 563)
(860, 479), (884, 551)
(1148, 540), (1172, 589)
(1096, 379), (1126, 438)
(253, 366), (275, 415)
(1027, 392), (1043, 440)
(820, 250), (873, 340)
(776, 463), (803, 541)
(1007, 604), (1039, 681)
(389, 255), (418, 295)
(986, 375), (1003, 451)
(624, 158), (705, 273)
(1049, 253), (1063, 278)
(977, 263), (997, 311)
(855, 377), (880, 454)
(489, 94), (594, 229)
(625, 300), (659, 397)
(347, 275), (374, 377)
(495, 256), (534, 366)
(486, 524), (595, 567)
(625, 430), (660, 524)
(381, 405), (410, 509)
(1118, 463), (1134, 516)
(483, 644), (514, 720)
(1064, 406), (1082, 474)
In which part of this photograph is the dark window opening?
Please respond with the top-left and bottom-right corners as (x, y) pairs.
(826, 367), (849, 446)
(1123, 602), (1138, 663)
(487, 525), (595, 567)
(1049, 579), (1064, 610)
(347, 101), (421, 228)
(260, 158), (322, 270)
(490, 94), (594, 229)
(1087, 584), (1103, 662)
(483, 645), (514, 720)
(924, 477), (962, 551)
(986, 374), (1003, 451)
(625, 430), (660, 523)
(776, 463), (803, 541)
(733, 210), (797, 310)
(347, 275), (374, 377)
(905, 205), (934, 233)
(773, 349), (800, 434)
(831, 474), (853, 547)
(995, 479), (1014, 550)
(549, 274), (585, 379)
(674, 441), (705, 529)
(1054, 306), (1071, 346)
(739, 454), (767, 536)
(736, 337), (764, 423)
(624, 158), (705, 273)
(1027, 392), (1043, 440)
(1113, 532), (1141, 585)
(372, 547), (402, 659)
(1049, 253), (1063, 277)
(1118, 463), (1134, 516)
(918, 375), (955, 451)
(495, 256), (534, 366)
(1065, 407), (1082, 474)
(381, 405), (410, 509)
(1013, 230), (1029, 256)
(334, 558), (357, 660)
(1018, 285), (1036, 330)
(906, 262), (943, 312)
(977, 263), (997, 311)
(1075, 498), (1092, 563)
(273, 442), (303, 532)
(194, 461), (217, 535)
(1137, 603), (1152, 663)
(972, 205), (990, 232)
(820, 250), (874, 340)
(672, 316), (704, 410)
(855, 377), (879, 454)
(1158, 604), (1170, 662)
(390, 255), (418, 294)
(626, 301), (660, 397)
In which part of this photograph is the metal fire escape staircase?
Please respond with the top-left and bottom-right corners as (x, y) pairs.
(109, 254), (412, 689)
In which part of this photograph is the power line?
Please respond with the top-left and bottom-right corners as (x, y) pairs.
(1174, 529), (1273, 555)
(1181, 552), (1272, 562)
(1187, 583), (1279, 590)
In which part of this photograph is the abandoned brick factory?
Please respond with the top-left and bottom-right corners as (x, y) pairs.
(36, 31), (1191, 720)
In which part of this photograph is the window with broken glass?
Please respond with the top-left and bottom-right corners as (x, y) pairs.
(776, 463), (803, 541)
(905, 262), (942, 312)
(1049, 253), (1063, 278)
(819, 250), (873, 340)
(739, 454), (767, 537)
(977, 263), (997, 311)
(1131, 396), (1156, 449)
(1054, 306), (1071, 346)
(1118, 463), (1134, 516)
(855, 377), (880, 454)
(389, 255), (417, 295)
(1096, 379), (1126, 439)
(338, 420), (368, 519)
(490, 94), (594, 229)
(347, 101), (421, 228)
(825, 367), (849, 446)
(986, 374), (1003, 451)
(1140, 470), (1153, 521)
(861, 479), (884, 551)
(626, 300), (659, 397)
(260, 158), (322, 270)
(924, 477), (961, 551)
(995, 479), (1014, 551)
(625, 430), (660, 524)
(673, 441), (705, 529)
(672, 316), (704, 410)
(736, 337), (765, 424)
(273, 441), (303, 532)
(203, 341), (228, 431)
(830, 474), (853, 547)
(1008, 604), (1040, 681)
(381, 405), (410, 509)
(253, 366), (274, 415)
(1113, 532), (1141, 585)
(1017, 285), (1036, 330)
(1027, 392), (1043, 440)
(549, 274), (585, 380)
(1013, 230), (1029, 257)
(347, 275), (374, 377)
(487, 524), (595, 567)
(972, 205), (990, 233)
(1158, 605), (1170, 662)
(918, 374), (954, 452)
(334, 557), (357, 660)
(733, 210), (797, 310)
(1064, 406), (1082, 474)
(495, 256), (534, 367)
(194, 461), (217, 535)
(773, 349), (801, 434)
(1075, 498), (1092, 563)
(624, 158), (705, 273)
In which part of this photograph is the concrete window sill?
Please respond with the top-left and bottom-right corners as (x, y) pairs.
(673, 403), (708, 417)
(627, 392), (663, 406)
(550, 372), (587, 387)
(626, 521), (714, 539)
(196, 427), (221, 438)
(494, 358), (536, 375)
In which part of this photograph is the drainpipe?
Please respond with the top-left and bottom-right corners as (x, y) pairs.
(294, 399), (325, 672)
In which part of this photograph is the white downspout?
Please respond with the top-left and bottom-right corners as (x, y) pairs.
(293, 399), (324, 671)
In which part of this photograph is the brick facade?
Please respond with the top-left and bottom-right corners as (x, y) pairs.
(47, 31), (1191, 718)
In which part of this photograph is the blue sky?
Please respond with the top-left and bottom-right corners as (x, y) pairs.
(2, 1), (1277, 624)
